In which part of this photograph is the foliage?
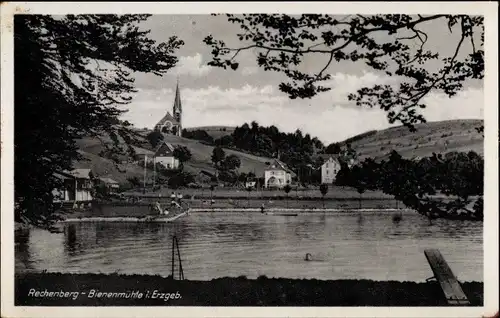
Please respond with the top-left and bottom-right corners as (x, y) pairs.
(182, 129), (214, 144)
(335, 164), (352, 186)
(167, 171), (195, 189)
(221, 154), (242, 171)
(173, 145), (192, 170)
(283, 184), (292, 194)
(126, 176), (142, 188)
(325, 143), (342, 154)
(319, 184), (329, 196)
(319, 183), (329, 208)
(93, 182), (110, 200)
(204, 14), (484, 132)
(146, 131), (164, 148)
(344, 150), (484, 220)
(213, 121), (325, 181)
(211, 146), (226, 169)
(15, 14), (183, 227)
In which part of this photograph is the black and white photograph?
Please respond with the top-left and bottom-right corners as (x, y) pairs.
(1, 2), (498, 318)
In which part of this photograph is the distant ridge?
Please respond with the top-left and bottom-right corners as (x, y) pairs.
(336, 119), (484, 160)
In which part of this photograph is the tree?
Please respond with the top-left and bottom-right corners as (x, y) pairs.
(204, 14), (483, 132)
(210, 184), (216, 202)
(325, 143), (342, 154)
(173, 146), (192, 170)
(146, 131), (164, 149)
(335, 164), (352, 187)
(350, 166), (367, 209)
(168, 171), (195, 189)
(15, 14), (183, 228)
(127, 176), (142, 188)
(283, 184), (292, 208)
(319, 183), (329, 208)
(211, 146), (226, 171)
(222, 154), (241, 171)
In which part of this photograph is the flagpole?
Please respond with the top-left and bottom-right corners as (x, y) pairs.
(153, 156), (156, 189)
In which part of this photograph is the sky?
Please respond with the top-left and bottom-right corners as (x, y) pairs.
(119, 15), (484, 144)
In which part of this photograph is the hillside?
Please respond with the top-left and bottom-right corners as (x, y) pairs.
(337, 119), (484, 161)
(184, 126), (235, 139)
(74, 128), (272, 185)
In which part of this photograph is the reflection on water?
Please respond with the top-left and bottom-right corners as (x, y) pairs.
(15, 211), (483, 282)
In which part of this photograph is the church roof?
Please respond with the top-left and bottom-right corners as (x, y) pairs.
(156, 112), (179, 127)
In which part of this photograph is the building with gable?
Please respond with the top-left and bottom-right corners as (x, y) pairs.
(319, 149), (357, 184)
(264, 159), (295, 188)
(154, 80), (183, 136)
(320, 155), (343, 184)
(154, 141), (180, 170)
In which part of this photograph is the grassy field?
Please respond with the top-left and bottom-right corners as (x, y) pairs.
(341, 119), (484, 161)
(15, 272), (483, 306)
(75, 130), (273, 183)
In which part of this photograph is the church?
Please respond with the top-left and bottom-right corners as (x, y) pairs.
(154, 81), (183, 136)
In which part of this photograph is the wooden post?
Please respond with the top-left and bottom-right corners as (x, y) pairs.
(171, 235), (175, 279)
(143, 155), (147, 194)
(176, 237), (184, 280)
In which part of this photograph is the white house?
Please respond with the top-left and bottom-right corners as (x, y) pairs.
(321, 156), (343, 184)
(52, 168), (94, 202)
(264, 159), (294, 188)
(154, 142), (179, 170)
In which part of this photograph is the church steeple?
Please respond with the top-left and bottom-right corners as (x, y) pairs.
(173, 78), (182, 136)
(153, 79), (183, 137)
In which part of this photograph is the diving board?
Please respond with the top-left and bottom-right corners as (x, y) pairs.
(424, 249), (470, 306)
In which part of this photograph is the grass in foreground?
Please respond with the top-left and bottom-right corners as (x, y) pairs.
(15, 272), (483, 307)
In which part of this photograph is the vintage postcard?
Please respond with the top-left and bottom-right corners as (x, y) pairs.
(1, 1), (498, 318)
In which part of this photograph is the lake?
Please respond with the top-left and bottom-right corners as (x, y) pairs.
(15, 210), (483, 282)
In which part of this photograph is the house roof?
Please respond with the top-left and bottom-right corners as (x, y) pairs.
(132, 146), (154, 156)
(318, 154), (341, 161)
(99, 177), (119, 185)
(54, 171), (74, 180)
(265, 159), (296, 176)
(154, 142), (176, 157)
(68, 168), (92, 179)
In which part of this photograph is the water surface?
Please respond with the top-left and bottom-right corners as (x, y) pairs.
(15, 210), (483, 282)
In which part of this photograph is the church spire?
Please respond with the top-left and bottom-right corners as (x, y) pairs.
(172, 78), (182, 137)
(173, 78), (182, 114)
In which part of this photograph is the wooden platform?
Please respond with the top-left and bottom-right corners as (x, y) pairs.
(424, 249), (470, 305)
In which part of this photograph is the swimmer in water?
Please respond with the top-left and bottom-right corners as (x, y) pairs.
(305, 253), (312, 261)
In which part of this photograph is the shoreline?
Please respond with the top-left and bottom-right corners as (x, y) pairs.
(15, 272), (484, 306)
(60, 208), (408, 222)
